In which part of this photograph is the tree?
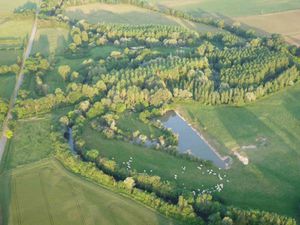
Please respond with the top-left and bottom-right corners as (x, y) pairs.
(59, 116), (69, 126)
(58, 65), (71, 80)
(86, 149), (99, 161)
(81, 31), (89, 42)
(5, 130), (13, 139)
(73, 34), (82, 46)
(124, 177), (135, 193)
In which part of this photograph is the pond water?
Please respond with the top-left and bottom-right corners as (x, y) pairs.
(160, 111), (228, 169)
(68, 127), (76, 154)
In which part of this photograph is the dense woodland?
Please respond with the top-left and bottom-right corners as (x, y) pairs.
(5, 0), (300, 224)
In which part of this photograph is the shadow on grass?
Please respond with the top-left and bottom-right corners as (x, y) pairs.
(66, 8), (178, 25)
(31, 34), (50, 56)
(55, 34), (67, 56)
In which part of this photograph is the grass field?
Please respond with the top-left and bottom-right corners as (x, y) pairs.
(65, 3), (178, 25)
(2, 108), (70, 170)
(150, 0), (300, 17)
(0, 50), (22, 65)
(0, 0), (36, 14)
(117, 112), (163, 138)
(64, 3), (219, 33)
(0, 74), (16, 100)
(236, 9), (300, 46)
(0, 159), (180, 225)
(175, 83), (300, 220)
(31, 27), (69, 56)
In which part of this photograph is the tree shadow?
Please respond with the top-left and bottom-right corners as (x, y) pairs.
(32, 34), (50, 56)
(65, 8), (179, 26)
(282, 87), (300, 121)
(55, 34), (67, 56)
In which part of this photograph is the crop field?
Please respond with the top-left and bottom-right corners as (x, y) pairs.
(175, 83), (300, 219)
(236, 9), (300, 46)
(150, 0), (300, 17)
(0, 160), (180, 225)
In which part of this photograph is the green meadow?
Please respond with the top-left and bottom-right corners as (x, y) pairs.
(0, 74), (16, 101)
(0, 160), (180, 225)
(1, 108), (70, 170)
(175, 83), (300, 219)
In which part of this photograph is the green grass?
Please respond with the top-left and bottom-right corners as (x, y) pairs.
(64, 3), (179, 25)
(117, 112), (163, 138)
(0, 159), (180, 225)
(64, 3), (220, 32)
(82, 125), (225, 194)
(150, 0), (300, 17)
(0, 0), (36, 14)
(175, 83), (300, 220)
(0, 16), (34, 38)
(0, 74), (16, 100)
(0, 50), (22, 65)
(2, 108), (70, 170)
(31, 27), (69, 56)
(90, 45), (123, 59)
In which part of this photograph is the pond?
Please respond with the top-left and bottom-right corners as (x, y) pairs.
(160, 111), (230, 169)
(68, 127), (76, 154)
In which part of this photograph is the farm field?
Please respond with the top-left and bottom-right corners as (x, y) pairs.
(64, 3), (219, 32)
(149, 0), (300, 45)
(149, 0), (300, 17)
(175, 83), (300, 220)
(0, 159), (180, 225)
(236, 10), (300, 46)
